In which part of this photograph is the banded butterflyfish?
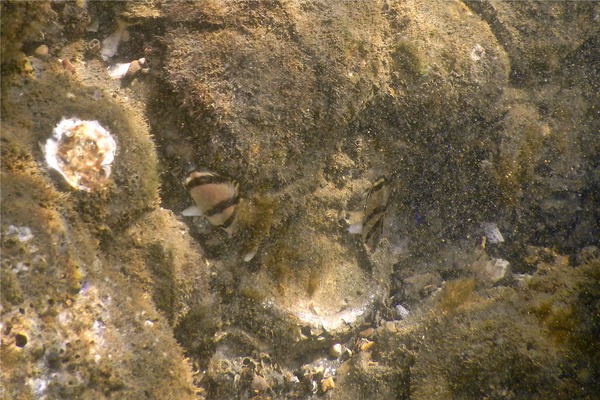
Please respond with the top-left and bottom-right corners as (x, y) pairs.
(182, 170), (240, 236)
(362, 176), (390, 252)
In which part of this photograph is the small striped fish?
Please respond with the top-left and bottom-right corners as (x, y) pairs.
(183, 170), (240, 236)
(362, 176), (390, 252)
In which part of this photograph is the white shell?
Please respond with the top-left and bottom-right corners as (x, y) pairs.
(243, 247), (258, 262)
(101, 20), (129, 61)
(107, 63), (131, 79)
(489, 258), (509, 283)
(481, 222), (505, 244)
(329, 343), (343, 358)
(181, 205), (203, 217)
(395, 304), (410, 320)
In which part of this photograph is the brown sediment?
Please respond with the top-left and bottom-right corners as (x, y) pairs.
(2, 1), (599, 399)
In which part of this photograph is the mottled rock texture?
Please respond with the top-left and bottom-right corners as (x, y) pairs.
(2, 1), (598, 399)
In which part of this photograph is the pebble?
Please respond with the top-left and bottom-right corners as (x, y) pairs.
(34, 44), (49, 58)
(6, 225), (34, 242)
(384, 321), (398, 332)
(321, 376), (335, 392)
(329, 343), (343, 358)
(358, 338), (375, 351)
(359, 327), (374, 338)
(395, 304), (410, 320)
(251, 374), (269, 393)
(481, 222), (504, 244)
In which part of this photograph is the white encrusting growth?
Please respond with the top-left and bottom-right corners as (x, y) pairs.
(107, 58), (146, 79)
(107, 62), (132, 79)
(44, 118), (117, 191)
(101, 19), (130, 61)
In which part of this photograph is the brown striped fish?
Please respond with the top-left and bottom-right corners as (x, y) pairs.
(362, 176), (390, 252)
(183, 170), (239, 236)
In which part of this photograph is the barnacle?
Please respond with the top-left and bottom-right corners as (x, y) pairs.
(44, 118), (117, 191)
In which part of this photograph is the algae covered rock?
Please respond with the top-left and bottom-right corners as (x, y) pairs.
(1, 5), (204, 396)
(152, 1), (597, 397)
(152, 0), (513, 359)
(464, 1), (599, 85)
(2, 0), (599, 399)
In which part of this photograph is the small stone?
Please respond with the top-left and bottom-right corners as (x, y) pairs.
(61, 58), (76, 74)
(481, 222), (504, 244)
(395, 304), (410, 320)
(126, 58), (145, 76)
(251, 374), (269, 393)
(329, 343), (343, 358)
(7, 225), (34, 242)
(384, 321), (398, 332)
(471, 256), (509, 284)
(359, 327), (374, 338)
(34, 44), (49, 58)
(358, 338), (375, 351)
(321, 376), (335, 392)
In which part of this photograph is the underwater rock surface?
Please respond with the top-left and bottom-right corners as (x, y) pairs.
(1, 1), (599, 399)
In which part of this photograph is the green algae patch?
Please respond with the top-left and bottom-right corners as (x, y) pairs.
(1, 23), (198, 398)
(438, 278), (476, 314)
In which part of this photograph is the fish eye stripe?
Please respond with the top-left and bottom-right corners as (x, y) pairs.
(204, 195), (240, 217)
